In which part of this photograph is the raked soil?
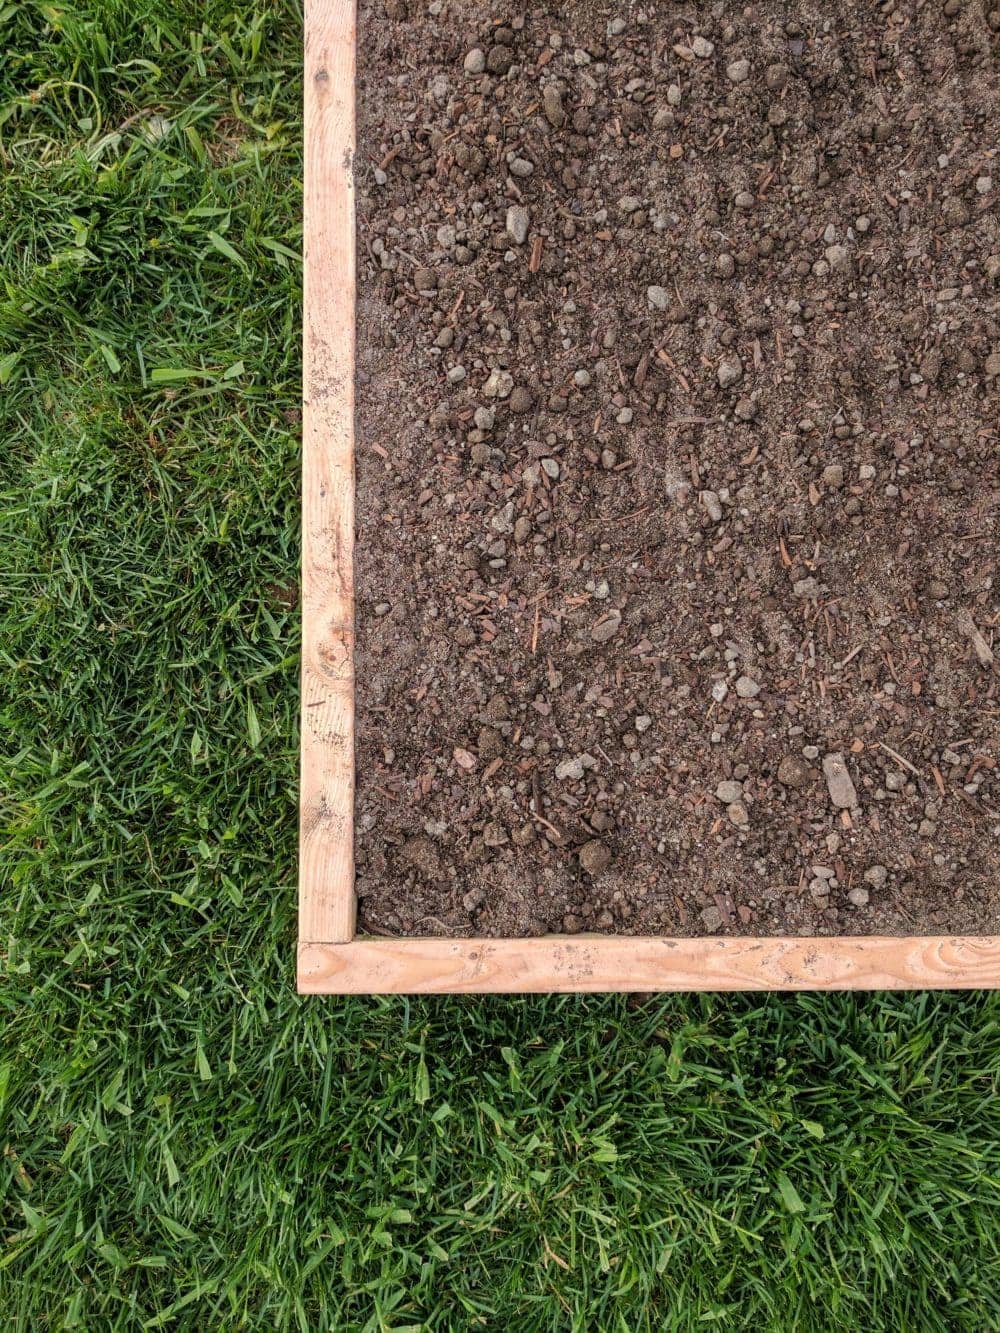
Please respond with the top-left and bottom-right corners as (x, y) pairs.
(352, 0), (999, 939)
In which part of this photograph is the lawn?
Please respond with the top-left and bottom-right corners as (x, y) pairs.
(1, 2), (999, 1328)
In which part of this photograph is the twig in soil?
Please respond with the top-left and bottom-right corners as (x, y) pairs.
(836, 644), (864, 671)
(956, 609), (994, 668)
(877, 742), (921, 777)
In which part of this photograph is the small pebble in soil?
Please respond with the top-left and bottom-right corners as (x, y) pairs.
(822, 752), (859, 809)
(700, 490), (723, 522)
(727, 801), (750, 827)
(578, 839), (612, 876)
(716, 780), (743, 803)
(717, 355), (743, 388)
(777, 755), (811, 787)
(864, 865), (889, 889)
(590, 609), (621, 642)
(506, 205), (529, 245)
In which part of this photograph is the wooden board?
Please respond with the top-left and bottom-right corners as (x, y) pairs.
(298, 0), (999, 995)
(300, 0), (357, 943)
(298, 935), (1000, 994)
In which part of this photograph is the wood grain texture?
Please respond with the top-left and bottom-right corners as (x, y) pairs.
(298, 934), (1000, 994)
(300, 0), (357, 943)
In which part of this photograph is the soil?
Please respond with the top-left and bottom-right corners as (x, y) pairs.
(352, 0), (999, 939)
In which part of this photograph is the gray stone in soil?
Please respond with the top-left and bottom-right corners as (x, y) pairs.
(590, 609), (622, 643)
(822, 752), (859, 809)
(506, 205), (529, 245)
(727, 801), (750, 827)
(717, 355), (743, 388)
(700, 490), (723, 522)
(463, 48), (486, 74)
(715, 780), (743, 804)
(700, 904), (723, 931)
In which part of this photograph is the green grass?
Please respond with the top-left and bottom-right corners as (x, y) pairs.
(1, 3), (998, 1327)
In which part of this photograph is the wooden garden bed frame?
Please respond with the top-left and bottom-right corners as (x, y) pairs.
(297, 0), (999, 994)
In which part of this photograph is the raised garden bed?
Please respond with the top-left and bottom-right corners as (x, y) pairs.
(298, 0), (999, 993)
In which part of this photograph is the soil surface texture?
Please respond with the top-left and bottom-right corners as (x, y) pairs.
(353, 0), (999, 939)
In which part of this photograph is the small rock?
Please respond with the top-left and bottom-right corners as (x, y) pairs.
(562, 913), (583, 933)
(573, 368), (591, 388)
(542, 84), (565, 128)
(727, 801), (749, 827)
(590, 609), (622, 643)
(647, 284), (669, 310)
(578, 839), (612, 876)
(463, 48), (486, 74)
(509, 156), (534, 178)
(726, 59), (750, 83)
(777, 755), (811, 788)
(717, 355), (743, 388)
(848, 887), (870, 908)
(822, 752), (859, 809)
(555, 755), (585, 782)
(700, 490), (724, 522)
(635, 714), (653, 733)
(691, 35), (714, 57)
(483, 821), (508, 847)
(413, 266), (437, 292)
(793, 577), (821, 598)
(506, 205), (529, 245)
(700, 904), (724, 931)
(822, 463), (844, 488)
(864, 865), (888, 890)
(508, 385), (534, 414)
(715, 780), (743, 803)
(484, 368), (513, 400)
(735, 676), (760, 699)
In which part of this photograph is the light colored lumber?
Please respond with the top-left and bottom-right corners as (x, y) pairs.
(298, 934), (1000, 994)
(300, 0), (357, 942)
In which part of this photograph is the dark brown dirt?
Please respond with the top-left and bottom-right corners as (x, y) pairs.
(353, 0), (999, 939)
